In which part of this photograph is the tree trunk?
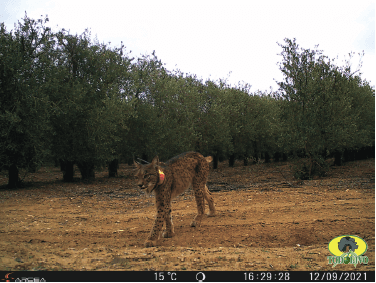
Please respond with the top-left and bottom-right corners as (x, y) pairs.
(212, 154), (219, 169)
(344, 149), (355, 162)
(253, 141), (260, 163)
(243, 156), (248, 166)
(60, 160), (75, 182)
(228, 154), (235, 167)
(8, 164), (20, 188)
(108, 159), (119, 177)
(264, 152), (271, 163)
(282, 153), (288, 161)
(274, 152), (281, 162)
(77, 161), (95, 180)
(333, 151), (343, 166)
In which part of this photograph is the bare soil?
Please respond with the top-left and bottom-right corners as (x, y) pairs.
(0, 159), (374, 271)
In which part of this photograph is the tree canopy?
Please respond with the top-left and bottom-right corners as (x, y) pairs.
(1, 15), (374, 187)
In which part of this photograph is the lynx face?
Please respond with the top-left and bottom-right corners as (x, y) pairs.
(134, 157), (161, 194)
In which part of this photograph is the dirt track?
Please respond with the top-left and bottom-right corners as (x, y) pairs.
(0, 159), (374, 271)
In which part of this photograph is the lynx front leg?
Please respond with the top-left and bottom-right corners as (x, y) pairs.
(162, 208), (175, 238)
(145, 207), (166, 248)
(144, 214), (164, 247)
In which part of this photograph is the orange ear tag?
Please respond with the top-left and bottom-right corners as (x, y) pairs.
(158, 169), (165, 184)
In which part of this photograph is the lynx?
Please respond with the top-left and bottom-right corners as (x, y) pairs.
(134, 152), (216, 247)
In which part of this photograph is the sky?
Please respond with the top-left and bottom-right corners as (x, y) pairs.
(1, 0), (375, 91)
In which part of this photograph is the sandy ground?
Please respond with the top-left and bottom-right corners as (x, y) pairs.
(0, 158), (374, 271)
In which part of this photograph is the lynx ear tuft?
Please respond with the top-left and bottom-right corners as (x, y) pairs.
(133, 159), (141, 168)
(151, 156), (159, 166)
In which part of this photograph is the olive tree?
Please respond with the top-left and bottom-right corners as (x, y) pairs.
(0, 15), (54, 187)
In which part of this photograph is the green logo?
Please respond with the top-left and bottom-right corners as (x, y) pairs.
(327, 235), (369, 267)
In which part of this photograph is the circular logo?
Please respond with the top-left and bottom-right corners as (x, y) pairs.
(328, 235), (367, 256)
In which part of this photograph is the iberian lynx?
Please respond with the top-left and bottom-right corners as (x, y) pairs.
(134, 152), (216, 247)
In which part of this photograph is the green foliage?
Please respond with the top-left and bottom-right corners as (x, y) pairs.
(1, 12), (374, 186)
(195, 79), (233, 159)
(293, 156), (329, 180)
(125, 53), (174, 160)
(49, 30), (134, 179)
(0, 14), (54, 187)
(276, 38), (374, 179)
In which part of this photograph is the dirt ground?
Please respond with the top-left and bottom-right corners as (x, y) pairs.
(0, 158), (374, 271)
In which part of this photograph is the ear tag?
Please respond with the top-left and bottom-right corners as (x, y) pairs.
(158, 169), (165, 184)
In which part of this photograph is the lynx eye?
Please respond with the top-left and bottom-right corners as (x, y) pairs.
(144, 174), (153, 179)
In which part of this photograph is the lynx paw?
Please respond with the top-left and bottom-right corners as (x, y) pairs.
(207, 211), (216, 217)
(191, 215), (203, 227)
(191, 220), (197, 227)
(144, 240), (157, 248)
(162, 230), (175, 238)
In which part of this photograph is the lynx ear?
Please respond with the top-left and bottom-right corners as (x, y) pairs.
(205, 156), (213, 163)
(151, 156), (159, 166)
(133, 159), (142, 169)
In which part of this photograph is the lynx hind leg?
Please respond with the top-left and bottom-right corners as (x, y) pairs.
(190, 184), (206, 227)
(204, 184), (216, 216)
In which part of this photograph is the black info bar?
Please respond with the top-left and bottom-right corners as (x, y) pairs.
(0, 271), (374, 282)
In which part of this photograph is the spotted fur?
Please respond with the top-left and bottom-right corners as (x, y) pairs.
(134, 152), (216, 247)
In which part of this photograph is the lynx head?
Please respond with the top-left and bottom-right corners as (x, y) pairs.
(134, 156), (164, 193)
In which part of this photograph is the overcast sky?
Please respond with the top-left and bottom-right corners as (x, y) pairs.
(1, 0), (375, 91)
